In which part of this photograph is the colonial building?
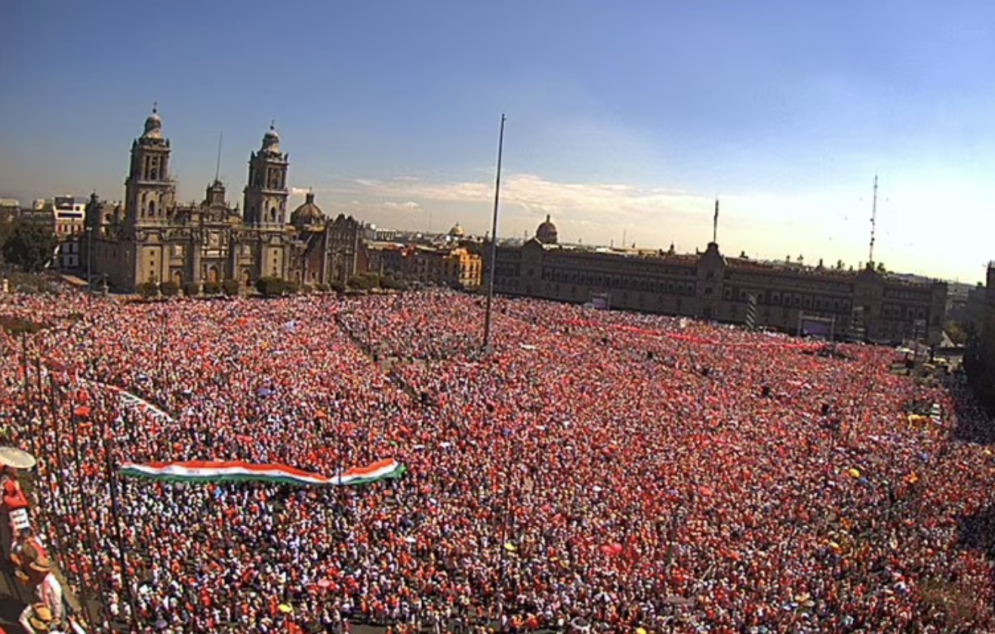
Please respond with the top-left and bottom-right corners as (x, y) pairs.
(84, 107), (363, 292)
(364, 241), (483, 289)
(488, 215), (948, 345)
(18, 196), (85, 269)
(290, 191), (363, 286)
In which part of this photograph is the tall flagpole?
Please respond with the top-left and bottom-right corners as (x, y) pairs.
(482, 114), (506, 353)
(712, 199), (719, 244)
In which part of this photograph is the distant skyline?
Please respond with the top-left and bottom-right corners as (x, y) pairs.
(1, 0), (993, 282)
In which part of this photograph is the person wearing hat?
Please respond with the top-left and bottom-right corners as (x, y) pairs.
(18, 603), (62, 634)
(11, 527), (53, 588)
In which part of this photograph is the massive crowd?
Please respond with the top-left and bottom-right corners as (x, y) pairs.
(1, 288), (993, 633)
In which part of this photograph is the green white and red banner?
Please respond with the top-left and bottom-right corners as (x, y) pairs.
(120, 458), (405, 486)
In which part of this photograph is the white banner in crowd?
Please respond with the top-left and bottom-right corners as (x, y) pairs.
(78, 378), (176, 423)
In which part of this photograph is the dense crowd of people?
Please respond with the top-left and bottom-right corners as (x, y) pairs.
(1, 288), (993, 633)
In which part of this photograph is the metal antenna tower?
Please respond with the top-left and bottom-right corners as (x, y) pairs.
(868, 174), (878, 267)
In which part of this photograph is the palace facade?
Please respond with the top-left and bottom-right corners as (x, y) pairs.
(84, 108), (362, 292)
(490, 216), (947, 345)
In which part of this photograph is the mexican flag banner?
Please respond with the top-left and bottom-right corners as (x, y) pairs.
(120, 458), (405, 486)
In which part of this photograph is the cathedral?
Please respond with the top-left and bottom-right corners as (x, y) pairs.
(84, 107), (363, 292)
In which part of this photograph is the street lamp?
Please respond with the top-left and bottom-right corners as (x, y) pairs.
(85, 226), (93, 294)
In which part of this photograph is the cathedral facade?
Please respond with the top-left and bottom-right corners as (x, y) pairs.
(84, 108), (363, 292)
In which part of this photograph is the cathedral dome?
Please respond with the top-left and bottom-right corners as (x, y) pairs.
(448, 222), (465, 238)
(290, 191), (324, 229)
(142, 105), (162, 139)
(261, 123), (281, 153)
(536, 214), (558, 244)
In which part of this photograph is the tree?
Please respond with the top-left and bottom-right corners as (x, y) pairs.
(136, 281), (158, 299)
(222, 279), (241, 296)
(2, 220), (57, 272)
(202, 281), (221, 295)
(347, 275), (374, 290)
(159, 280), (179, 297)
(876, 262), (887, 273)
(256, 276), (292, 297)
(381, 276), (408, 291)
(944, 320), (968, 346)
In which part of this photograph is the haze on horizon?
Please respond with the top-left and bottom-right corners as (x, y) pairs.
(1, 0), (993, 283)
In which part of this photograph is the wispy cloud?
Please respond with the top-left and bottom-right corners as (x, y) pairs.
(300, 170), (986, 281)
(382, 201), (421, 212)
(354, 172), (709, 224)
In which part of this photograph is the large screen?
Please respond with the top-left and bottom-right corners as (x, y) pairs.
(802, 318), (832, 337)
(590, 292), (610, 310)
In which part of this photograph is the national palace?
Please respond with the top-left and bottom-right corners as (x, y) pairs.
(491, 215), (947, 345)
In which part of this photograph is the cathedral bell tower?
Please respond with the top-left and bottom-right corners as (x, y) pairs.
(243, 123), (289, 226)
(125, 104), (175, 227)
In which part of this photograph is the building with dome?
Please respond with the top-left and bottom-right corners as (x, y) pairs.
(535, 214), (558, 245)
(290, 191), (363, 285)
(487, 234), (946, 345)
(84, 107), (363, 291)
(448, 223), (465, 239)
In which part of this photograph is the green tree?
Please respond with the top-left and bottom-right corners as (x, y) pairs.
(136, 281), (158, 299)
(159, 280), (179, 297)
(222, 279), (241, 296)
(202, 281), (221, 295)
(2, 220), (58, 272)
(944, 320), (968, 346)
(256, 276), (291, 297)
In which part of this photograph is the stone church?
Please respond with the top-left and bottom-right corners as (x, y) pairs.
(84, 107), (362, 292)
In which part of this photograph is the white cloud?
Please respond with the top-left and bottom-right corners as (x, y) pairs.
(290, 187), (311, 196)
(382, 200), (421, 212)
(356, 172), (708, 224)
(311, 170), (989, 282)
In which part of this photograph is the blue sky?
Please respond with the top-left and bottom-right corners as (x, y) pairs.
(1, 1), (993, 282)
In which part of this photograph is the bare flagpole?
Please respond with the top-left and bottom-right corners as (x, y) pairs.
(482, 114), (507, 353)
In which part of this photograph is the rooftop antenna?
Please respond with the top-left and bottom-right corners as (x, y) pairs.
(868, 174), (878, 267)
(214, 131), (223, 183)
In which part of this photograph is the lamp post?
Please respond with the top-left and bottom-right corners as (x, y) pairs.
(158, 311), (167, 389)
(85, 226), (93, 294)
(48, 374), (99, 628)
(102, 419), (137, 630)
